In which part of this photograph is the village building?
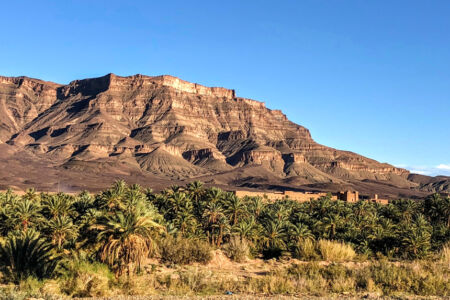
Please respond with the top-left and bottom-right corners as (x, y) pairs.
(232, 189), (389, 204)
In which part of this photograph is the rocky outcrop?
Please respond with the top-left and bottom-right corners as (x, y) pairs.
(0, 76), (61, 142)
(0, 73), (431, 194)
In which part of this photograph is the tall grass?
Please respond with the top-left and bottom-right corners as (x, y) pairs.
(292, 238), (317, 260)
(317, 239), (356, 262)
(159, 236), (212, 265)
(222, 236), (250, 262)
(0, 260), (448, 297)
(440, 242), (450, 266)
(59, 261), (114, 297)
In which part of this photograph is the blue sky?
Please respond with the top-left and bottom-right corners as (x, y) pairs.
(1, 1), (449, 176)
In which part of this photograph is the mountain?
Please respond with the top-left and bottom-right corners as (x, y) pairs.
(0, 73), (439, 197)
(408, 174), (450, 193)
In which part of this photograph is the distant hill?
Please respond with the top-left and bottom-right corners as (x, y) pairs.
(0, 73), (441, 198)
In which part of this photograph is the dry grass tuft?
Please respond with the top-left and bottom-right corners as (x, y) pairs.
(440, 242), (450, 266)
(222, 237), (250, 263)
(317, 239), (356, 262)
(293, 238), (317, 260)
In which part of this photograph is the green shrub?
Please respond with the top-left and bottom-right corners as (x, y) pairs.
(317, 239), (356, 262)
(222, 236), (249, 262)
(159, 236), (212, 265)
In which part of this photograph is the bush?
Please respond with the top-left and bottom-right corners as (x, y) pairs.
(222, 237), (249, 262)
(59, 261), (114, 297)
(159, 236), (212, 265)
(317, 240), (356, 262)
(292, 239), (318, 260)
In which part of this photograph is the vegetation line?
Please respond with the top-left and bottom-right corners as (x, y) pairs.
(0, 181), (448, 298)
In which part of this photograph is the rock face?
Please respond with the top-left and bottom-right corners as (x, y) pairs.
(0, 76), (61, 143)
(0, 73), (435, 195)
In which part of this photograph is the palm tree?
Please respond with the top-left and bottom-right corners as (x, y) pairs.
(289, 223), (313, 244)
(41, 194), (75, 220)
(223, 194), (247, 225)
(97, 190), (121, 211)
(168, 192), (191, 218)
(215, 215), (231, 247)
(203, 202), (226, 246)
(0, 230), (60, 282)
(424, 194), (450, 228)
(173, 207), (198, 236)
(206, 187), (223, 203)
(353, 200), (370, 219)
(76, 208), (102, 245)
(22, 188), (40, 202)
(317, 213), (341, 239)
(96, 180), (128, 210)
(274, 205), (291, 222)
(122, 184), (147, 213)
(0, 189), (19, 234)
(162, 185), (182, 197)
(394, 199), (417, 223)
(311, 196), (332, 218)
(443, 196), (450, 228)
(232, 217), (260, 244)
(94, 204), (162, 276)
(187, 181), (206, 218)
(401, 229), (431, 259)
(73, 190), (94, 217)
(262, 219), (287, 250)
(248, 196), (264, 217)
(203, 202), (225, 225)
(10, 199), (43, 231)
(187, 181), (204, 202)
(400, 214), (432, 259)
(1, 188), (18, 203)
(45, 215), (78, 250)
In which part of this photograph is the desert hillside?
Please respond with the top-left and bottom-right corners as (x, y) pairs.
(0, 74), (445, 197)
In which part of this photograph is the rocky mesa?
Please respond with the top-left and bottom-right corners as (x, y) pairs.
(0, 73), (442, 197)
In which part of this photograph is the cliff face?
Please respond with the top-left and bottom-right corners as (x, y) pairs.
(0, 76), (61, 142)
(0, 73), (423, 194)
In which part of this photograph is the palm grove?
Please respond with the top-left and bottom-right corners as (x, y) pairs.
(0, 180), (448, 282)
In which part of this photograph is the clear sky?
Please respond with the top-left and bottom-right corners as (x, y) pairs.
(1, 1), (449, 176)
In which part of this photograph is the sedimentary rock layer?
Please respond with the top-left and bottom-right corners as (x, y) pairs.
(0, 73), (431, 195)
